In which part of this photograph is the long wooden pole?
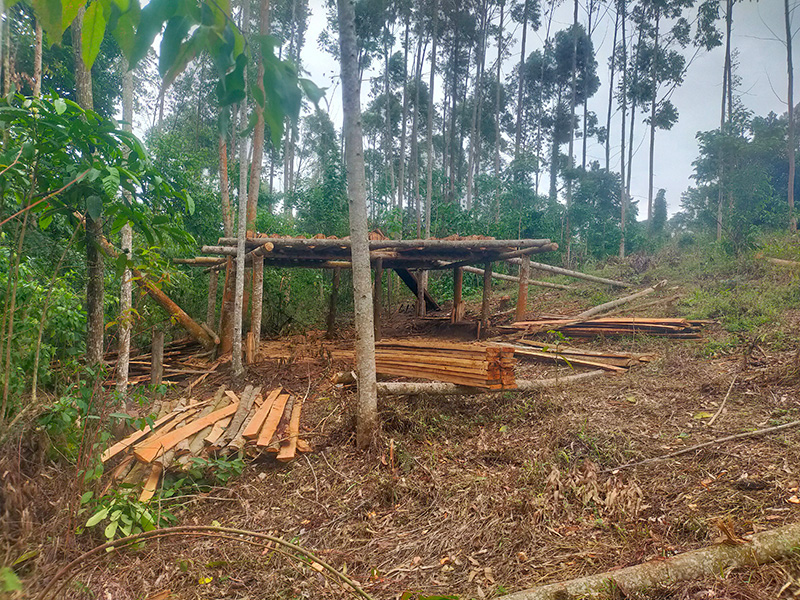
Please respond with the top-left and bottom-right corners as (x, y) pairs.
(515, 254), (530, 321)
(481, 262), (492, 329)
(506, 257), (630, 287)
(462, 265), (573, 291)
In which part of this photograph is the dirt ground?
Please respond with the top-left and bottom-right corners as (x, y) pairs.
(5, 266), (800, 600)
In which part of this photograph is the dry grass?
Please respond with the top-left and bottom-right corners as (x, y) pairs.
(4, 252), (800, 600)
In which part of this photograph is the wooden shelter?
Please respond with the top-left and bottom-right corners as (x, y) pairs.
(178, 233), (559, 342)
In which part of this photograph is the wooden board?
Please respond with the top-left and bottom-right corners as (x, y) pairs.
(256, 393), (291, 447)
(139, 463), (163, 502)
(242, 387), (283, 440)
(134, 401), (239, 463)
(276, 397), (303, 462)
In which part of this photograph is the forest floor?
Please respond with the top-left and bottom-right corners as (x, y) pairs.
(8, 241), (800, 600)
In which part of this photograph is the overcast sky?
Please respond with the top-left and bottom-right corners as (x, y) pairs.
(300, 0), (798, 218)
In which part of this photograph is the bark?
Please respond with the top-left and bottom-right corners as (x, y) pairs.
(326, 267), (340, 338)
(575, 280), (665, 319)
(338, 0), (379, 449)
(466, 0), (488, 210)
(250, 256), (264, 342)
(717, 0), (733, 242)
(493, 0), (504, 188)
(462, 266), (573, 291)
(625, 25), (643, 200)
(396, 16), (411, 214)
(505, 256), (630, 287)
(206, 270), (219, 326)
(786, 0), (796, 232)
(646, 10), (660, 228)
(605, 8), (619, 172)
(499, 521), (800, 600)
(72, 7), (104, 366)
(420, 0), (439, 317)
(383, 35), (395, 207)
(33, 19), (42, 97)
(564, 0), (579, 264)
(219, 134), (234, 236)
(150, 331), (164, 386)
(248, 0), (271, 233)
(481, 262), (492, 328)
(116, 60), (134, 397)
(581, 0), (594, 170)
(618, 0), (627, 259)
(515, 254), (530, 321)
(513, 0), (530, 160)
(377, 370), (609, 396)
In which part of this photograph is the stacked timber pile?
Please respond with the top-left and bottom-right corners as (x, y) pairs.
(501, 317), (710, 338)
(101, 385), (310, 501)
(102, 338), (226, 388)
(375, 340), (516, 389)
(511, 340), (656, 372)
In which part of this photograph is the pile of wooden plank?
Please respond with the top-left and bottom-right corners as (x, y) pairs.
(512, 340), (657, 372)
(102, 338), (224, 388)
(501, 317), (710, 339)
(101, 385), (310, 501)
(374, 339), (516, 389)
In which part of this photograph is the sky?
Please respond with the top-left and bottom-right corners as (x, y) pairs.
(300, 0), (798, 218)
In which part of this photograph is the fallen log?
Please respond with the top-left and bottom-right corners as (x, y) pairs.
(499, 520), (800, 600)
(512, 347), (627, 372)
(575, 281), (666, 319)
(506, 257), (630, 287)
(377, 370), (609, 396)
(762, 256), (800, 268)
(276, 396), (303, 462)
(461, 266), (574, 291)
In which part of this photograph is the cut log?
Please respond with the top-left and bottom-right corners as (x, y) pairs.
(462, 265), (574, 291)
(256, 393), (291, 447)
(512, 347), (627, 372)
(266, 395), (295, 452)
(134, 401), (239, 463)
(498, 521), (800, 600)
(225, 387), (263, 453)
(762, 256), (800, 268)
(506, 257), (630, 287)
(204, 416), (232, 446)
(377, 370), (609, 396)
(220, 385), (257, 446)
(575, 280), (666, 319)
(242, 387), (283, 440)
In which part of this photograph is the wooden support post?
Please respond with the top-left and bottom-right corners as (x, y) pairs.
(481, 262), (492, 329)
(206, 270), (218, 327)
(516, 254), (530, 322)
(151, 331), (164, 387)
(326, 268), (340, 339)
(417, 270), (427, 317)
(451, 267), (464, 323)
(373, 257), (383, 341)
(250, 255), (264, 343)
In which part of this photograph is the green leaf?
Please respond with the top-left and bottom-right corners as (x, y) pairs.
(54, 97), (67, 115)
(185, 191), (195, 215)
(159, 15), (193, 77)
(86, 507), (109, 527)
(82, 1), (108, 70)
(109, 411), (130, 420)
(111, 9), (138, 57)
(104, 519), (118, 539)
(32, 0), (63, 44)
(86, 195), (103, 220)
(299, 78), (325, 105)
(61, 0), (85, 35)
(80, 491), (94, 505)
(0, 567), (22, 592)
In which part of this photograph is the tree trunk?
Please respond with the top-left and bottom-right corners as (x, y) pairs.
(786, 0), (796, 232)
(248, 0), (271, 233)
(717, 0), (733, 242)
(494, 0), (504, 186)
(619, 0), (627, 259)
(337, 0), (379, 449)
(33, 19), (42, 97)
(72, 7), (104, 366)
(498, 521), (800, 600)
(581, 0), (594, 170)
(232, 0), (251, 378)
(605, 8), (618, 172)
(466, 0), (488, 211)
(514, 0), (530, 161)
(646, 11), (660, 229)
(383, 35), (395, 207)
(565, 0), (579, 264)
(397, 15), (411, 214)
(116, 60), (134, 397)
(421, 0), (439, 317)
(411, 38), (425, 238)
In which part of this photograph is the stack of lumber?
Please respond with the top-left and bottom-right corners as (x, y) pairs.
(102, 338), (225, 387)
(501, 317), (710, 338)
(512, 340), (656, 372)
(374, 339), (516, 389)
(101, 385), (311, 502)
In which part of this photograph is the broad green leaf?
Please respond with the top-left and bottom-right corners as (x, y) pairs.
(81, 2), (108, 71)
(80, 490), (94, 505)
(39, 213), (54, 230)
(54, 97), (67, 115)
(0, 567), (22, 592)
(299, 78), (325, 105)
(109, 411), (130, 420)
(61, 0), (85, 35)
(111, 10), (138, 58)
(86, 507), (109, 527)
(32, 0), (63, 44)
(185, 191), (194, 215)
(104, 519), (118, 539)
(87, 195), (103, 220)
(159, 16), (192, 77)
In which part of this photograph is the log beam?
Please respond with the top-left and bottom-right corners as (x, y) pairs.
(516, 254), (530, 321)
(452, 267), (464, 323)
(481, 262), (492, 329)
(373, 258), (383, 341)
